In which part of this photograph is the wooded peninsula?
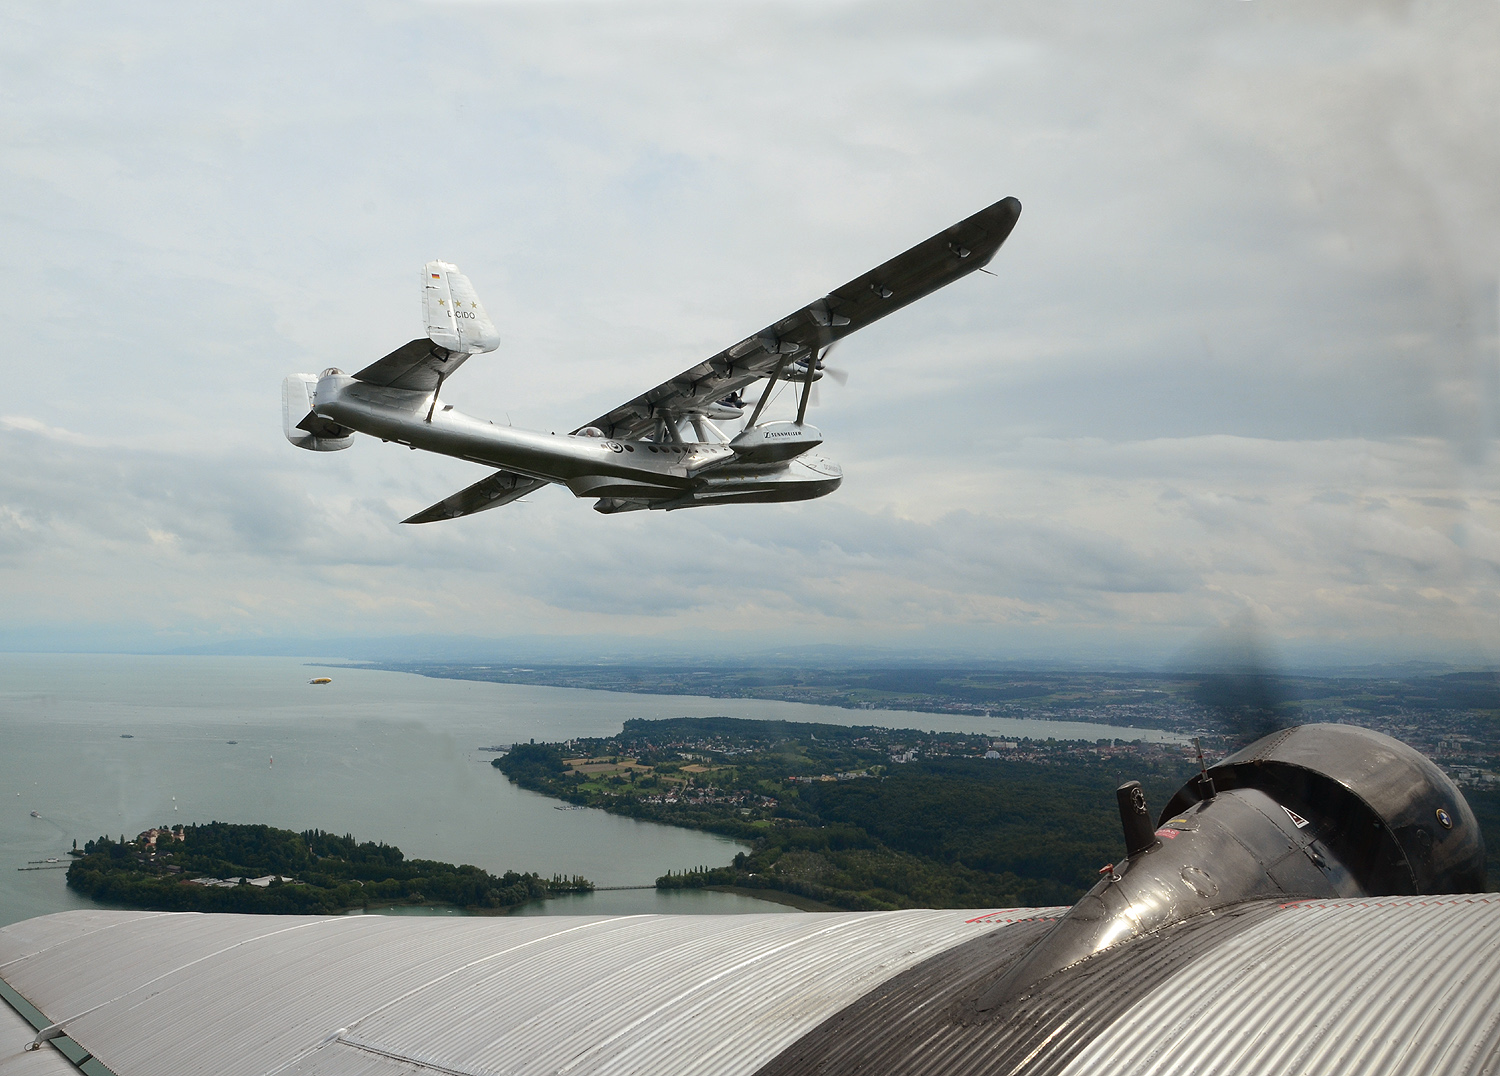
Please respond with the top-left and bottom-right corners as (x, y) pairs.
(495, 715), (1500, 910)
(495, 716), (1202, 910)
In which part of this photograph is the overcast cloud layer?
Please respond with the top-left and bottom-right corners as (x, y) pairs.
(1, 1), (1496, 665)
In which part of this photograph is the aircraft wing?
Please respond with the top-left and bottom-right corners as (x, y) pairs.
(402, 468), (547, 524)
(577, 196), (1022, 439)
(5, 896), (1500, 1076)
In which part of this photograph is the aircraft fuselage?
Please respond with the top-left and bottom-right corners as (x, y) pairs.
(312, 373), (842, 513)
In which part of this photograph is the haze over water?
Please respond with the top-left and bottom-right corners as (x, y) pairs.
(0, 654), (1180, 926)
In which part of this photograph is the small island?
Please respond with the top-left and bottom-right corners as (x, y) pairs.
(67, 822), (592, 915)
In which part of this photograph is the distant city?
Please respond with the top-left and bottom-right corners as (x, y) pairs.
(371, 662), (1500, 789)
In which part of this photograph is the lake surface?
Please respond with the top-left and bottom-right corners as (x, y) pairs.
(0, 654), (1181, 926)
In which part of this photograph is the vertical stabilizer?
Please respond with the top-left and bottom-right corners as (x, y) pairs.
(423, 262), (499, 355)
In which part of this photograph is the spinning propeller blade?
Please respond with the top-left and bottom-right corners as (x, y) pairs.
(1175, 614), (1295, 751)
(804, 339), (847, 407)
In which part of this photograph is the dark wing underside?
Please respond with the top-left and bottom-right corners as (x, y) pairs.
(402, 469), (547, 524)
(354, 338), (471, 392)
(576, 196), (1021, 439)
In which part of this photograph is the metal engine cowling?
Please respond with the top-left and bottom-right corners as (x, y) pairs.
(979, 724), (1485, 1008)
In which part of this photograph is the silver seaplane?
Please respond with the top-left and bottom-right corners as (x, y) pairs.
(282, 197), (1020, 521)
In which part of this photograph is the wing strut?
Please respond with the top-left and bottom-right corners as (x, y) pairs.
(746, 356), (790, 428)
(425, 369), (449, 423)
(795, 346), (817, 426)
(574, 196), (1021, 441)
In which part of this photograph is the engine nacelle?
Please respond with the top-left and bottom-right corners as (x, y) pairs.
(729, 421), (822, 464)
(282, 373), (354, 451)
(979, 724), (1486, 1009)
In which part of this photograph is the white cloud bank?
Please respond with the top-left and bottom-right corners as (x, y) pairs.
(0, 1), (1495, 664)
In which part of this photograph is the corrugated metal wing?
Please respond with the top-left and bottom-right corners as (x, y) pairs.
(0, 909), (1032, 1076)
(1059, 896), (1500, 1076)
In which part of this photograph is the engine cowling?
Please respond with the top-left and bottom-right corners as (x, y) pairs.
(1161, 722), (1485, 895)
(282, 373), (354, 452)
(979, 724), (1485, 1008)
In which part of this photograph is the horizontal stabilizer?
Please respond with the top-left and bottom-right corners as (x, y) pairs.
(403, 469), (548, 524)
(355, 262), (499, 390)
(354, 337), (465, 391)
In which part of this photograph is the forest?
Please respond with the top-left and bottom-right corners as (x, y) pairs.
(498, 716), (1500, 910)
(66, 822), (592, 914)
(495, 719), (1201, 910)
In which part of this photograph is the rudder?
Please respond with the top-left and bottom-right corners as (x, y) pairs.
(423, 261), (499, 355)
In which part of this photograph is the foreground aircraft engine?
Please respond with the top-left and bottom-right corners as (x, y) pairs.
(980, 722), (1486, 1007)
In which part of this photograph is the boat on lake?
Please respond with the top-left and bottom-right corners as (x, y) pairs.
(308, 677), (333, 685)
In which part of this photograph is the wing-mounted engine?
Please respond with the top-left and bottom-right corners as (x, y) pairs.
(1160, 722), (1485, 894)
(979, 723), (1486, 1009)
(282, 371), (353, 451)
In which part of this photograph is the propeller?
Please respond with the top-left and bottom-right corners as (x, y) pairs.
(818, 337), (849, 387)
(1173, 613), (1296, 753)
(802, 341), (849, 409)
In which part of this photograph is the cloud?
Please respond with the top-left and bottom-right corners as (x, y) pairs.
(1, 415), (105, 446)
(0, 1), (1496, 663)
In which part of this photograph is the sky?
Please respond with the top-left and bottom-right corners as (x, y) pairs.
(0, 1), (1496, 667)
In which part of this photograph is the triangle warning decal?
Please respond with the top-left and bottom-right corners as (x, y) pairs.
(1282, 805), (1311, 829)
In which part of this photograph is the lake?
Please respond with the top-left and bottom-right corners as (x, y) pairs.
(0, 653), (1182, 926)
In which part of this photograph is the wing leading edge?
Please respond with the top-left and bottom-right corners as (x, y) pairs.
(578, 196), (1021, 439)
(403, 469), (547, 524)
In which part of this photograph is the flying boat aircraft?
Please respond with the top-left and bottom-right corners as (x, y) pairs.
(282, 197), (1022, 521)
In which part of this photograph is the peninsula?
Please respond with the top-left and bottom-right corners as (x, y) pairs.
(495, 716), (1203, 910)
(495, 715), (1500, 910)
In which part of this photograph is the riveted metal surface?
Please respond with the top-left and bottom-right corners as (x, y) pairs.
(755, 902), (1276, 1076)
(0, 909), (1029, 1076)
(1059, 895), (1500, 1076)
(9, 897), (1498, 1076)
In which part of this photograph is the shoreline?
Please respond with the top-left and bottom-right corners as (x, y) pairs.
(700, 885), (835, 912)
